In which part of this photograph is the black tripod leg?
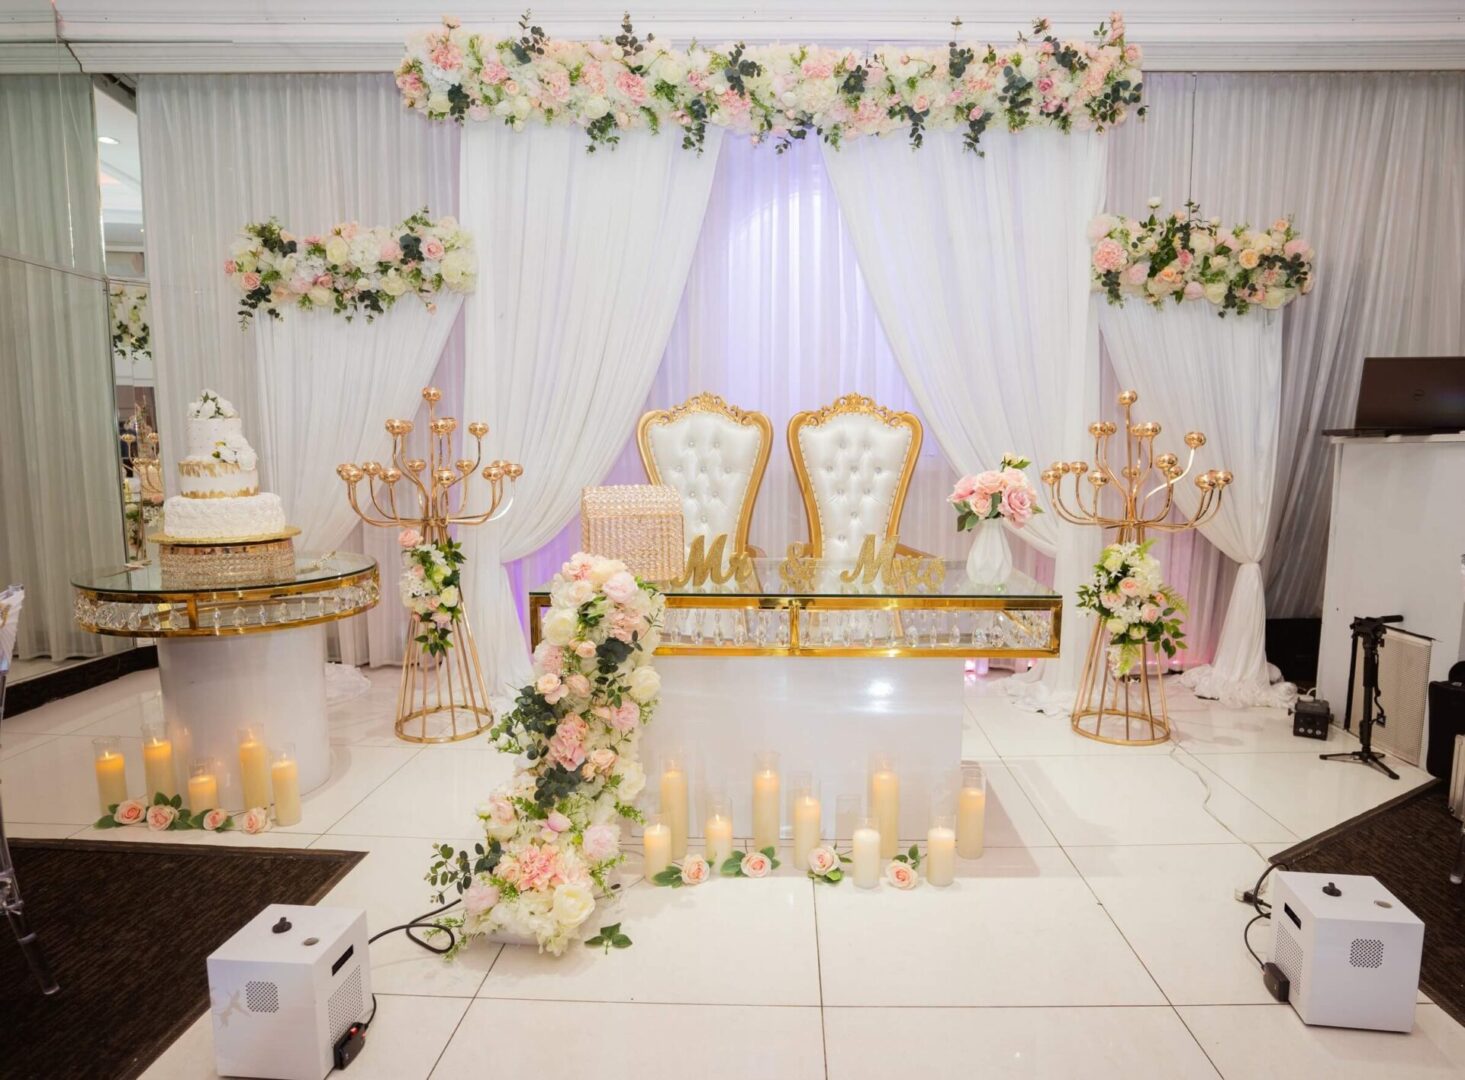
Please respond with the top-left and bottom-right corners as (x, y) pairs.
(4, 899), (59, 995)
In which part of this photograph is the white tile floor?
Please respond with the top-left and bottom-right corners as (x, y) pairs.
(3, 667), (1460, 1079)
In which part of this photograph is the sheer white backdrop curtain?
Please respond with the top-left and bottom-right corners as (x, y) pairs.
(139, 73), (459, 666)
(1103, 302), (1294, 707)
(822, 130), (1107, 705)
(459, 125), (723, 692)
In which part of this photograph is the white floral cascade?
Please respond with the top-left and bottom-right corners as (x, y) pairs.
(427, 553), (664, 955)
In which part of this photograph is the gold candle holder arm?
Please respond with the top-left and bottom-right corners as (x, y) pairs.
(336, 466), (401, 530)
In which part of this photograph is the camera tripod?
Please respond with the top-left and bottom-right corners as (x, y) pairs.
(1321, 614), (1402, 780)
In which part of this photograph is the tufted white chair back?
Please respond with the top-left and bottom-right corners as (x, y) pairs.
(638, 394), (772, 557)
(789, 394), (922, 562)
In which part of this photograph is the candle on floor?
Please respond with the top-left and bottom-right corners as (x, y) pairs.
(237, 727), (270, 810)
(643, 814), (672, 878)
(790, 775), (821, 870)
(752, 752), (780, 850)
(704, 790), (733, 865)
(141, 719), (177, 799)
(659, 756), (689, 861)
(957, 765), (987, 859)
(187, 761), (219, 813)
(271, 744), (302, 827)
(927, 816), (956, 887)
(869, 753), (899, 858)
(92, 737), (129, 814)
(852, 817), (881, 888)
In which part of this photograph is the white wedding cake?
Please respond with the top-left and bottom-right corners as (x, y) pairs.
(162, 390), (288, 540)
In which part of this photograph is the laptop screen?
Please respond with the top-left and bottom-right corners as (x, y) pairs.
(1354, 357), (1465, 432)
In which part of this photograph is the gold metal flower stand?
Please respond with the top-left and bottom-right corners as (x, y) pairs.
(1042, 389), (1231, 746)
(337, 387), (522, 744)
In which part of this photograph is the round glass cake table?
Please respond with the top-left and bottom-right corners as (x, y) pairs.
(72, 552), (379, 810)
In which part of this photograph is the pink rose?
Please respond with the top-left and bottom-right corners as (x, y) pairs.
(680, 854), (711, 885)
(740, 851), (772, 878)
(1000, 486), (1034, 527)
(573, 640), (597, 659)
(422, 238), (446, 261)
(885, 861), (919, 889)
(428, 41), (462, 71)
(463, 880), (500, 917)
(223, 259), (236, 274)
(1152, 591), (1167, 605)
(566, 673), (591, 698)
(807, 847), (838, 877)
(146, 803), (178, 831)
(1283, 238), (1312, 260)
(482, 61), (509, 85)
(546, 810), (572, 833)
(1092, 238), (1128, 273)
(1140, 603), (1162, 622)
(377, 239), (401, 262)
(609, 701), (641, 732)
(614, 70), (647, 104)
(409, 564), (425, 581)
(241, 807), (270, 834)
(533, 642), (565, 674)
(201, 808), (230, 831)
(241, 272), (261, 291)
(548, 717), (588, 770)
(1183, 280), (1205, 300)
(536, 672), (567, 705)
(581, 824), (619, 862)
(589, 747), (618, 774)
(950, 475), (980, 504)
(398, 528), (422, 549)
(432, 611), (453, 629)
(1122, 261), (1150, 285)
(113, 797), (148, 826)
(1118, 577), (1144, 597)
(601, 571), (639, 605)
(1101, 592), (1122, 610)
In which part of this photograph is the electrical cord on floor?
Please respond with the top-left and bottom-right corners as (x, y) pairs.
(352, 897), (464, 1036)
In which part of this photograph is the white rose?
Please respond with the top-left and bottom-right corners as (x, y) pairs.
(427, 92), (451, 114)
(323, 236), (350, 264)
(551, 882), (595, 928)
(583, 95), (610, 120)
(614, 760), (645, 800)
(439, 249), (475, 289)
(307, 286), (333, 307)
(626, 665), (660, 703)
(542, 607), (578, 646)
(1203, 281), (1228, 305)
(1262, 287), (1288, 309)
(439, 585), (460, 607)
(380, 271), (407, 297)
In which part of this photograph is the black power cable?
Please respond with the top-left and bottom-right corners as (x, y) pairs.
(353, 897), (464, 1036)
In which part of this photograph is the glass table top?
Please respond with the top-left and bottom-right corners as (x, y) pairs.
(73, 551), (377, 596)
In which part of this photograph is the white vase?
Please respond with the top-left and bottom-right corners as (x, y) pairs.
(964, 519), (1013, 587)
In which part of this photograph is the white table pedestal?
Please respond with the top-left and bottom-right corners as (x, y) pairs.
(647, 657), (965, 843)
(157, 625), (331, 811)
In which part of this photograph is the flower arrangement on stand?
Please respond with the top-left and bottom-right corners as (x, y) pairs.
(1076, 540), (1187, 675)
(1090, 199), (1315, 315)
(949, 452), (1041, 585)
(397, 12), (1143, 153)
(426, 553), (664, 956)
(398, 531), (467, 658)
(224, 208), (475, 326)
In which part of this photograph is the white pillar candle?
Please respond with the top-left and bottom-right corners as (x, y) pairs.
(752, 755), (780, 850)
(643, 820), (672, 878)
(869, 761), (900, 858)
(957, 779), (987, 859)
(852, 822), (881, 888)
(187, 763), (219, 813)
(705, 813), (733, 865)
(93, 740), (129, 814)
(926, 824), (956, 887)
(271, 747), (302, 827)
(792, 793), (821, 870)
(659, 763), (689, 861)
(142, 721), (177, 799)
(238, 728), (271, 810)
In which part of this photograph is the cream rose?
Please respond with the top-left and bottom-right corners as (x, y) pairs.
(551, 882), (595, 928)
(380, 271), (408, 297)
(146, 804), (178, 831)
(680, 854), (711, 885)
(807, 847), (838, 877)
(113, 797), (148, 826)
(323, 236), (351, 264)
(1203, 281), (1229, 305)
(240, 807), (271, 834)
(440, 249), (475, 289)
(885, 861), (919, 889)
(542, 607), (579, 646)
(307, 286), (333, 307)
(626, 665), (661, 703)
(740, 851), (772, 878)
(1237, 248), (1261, 270)
(201, 808), (231, 831)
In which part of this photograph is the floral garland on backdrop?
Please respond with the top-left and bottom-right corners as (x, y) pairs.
(223, 208), (475, 326)
(397, 12), (1143, 153)
(109, 284), (151, 362)
(426, 553), (664, 955)
(1076, 540), (1187, 674)
(1090, 199), (1315, 315)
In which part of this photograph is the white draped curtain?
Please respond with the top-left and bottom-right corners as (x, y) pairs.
(459, 125), (724, 692)
(1102, 302), (1294, 707)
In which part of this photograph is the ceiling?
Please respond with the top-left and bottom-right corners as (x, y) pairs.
(14, 1), (1465, 72)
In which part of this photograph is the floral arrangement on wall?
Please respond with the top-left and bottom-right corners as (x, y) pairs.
(426, 553), (664, 956)
(110, 284), (151, 362)
(1076, 540), (1187, 673)
(1090, 199), (1315, 315)
(397, 12), (1143, 154)
(224, 208), (475, 326)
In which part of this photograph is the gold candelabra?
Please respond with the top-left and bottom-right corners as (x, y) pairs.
(337, 386), (522, 744)
(1042, 389), (1232, 746)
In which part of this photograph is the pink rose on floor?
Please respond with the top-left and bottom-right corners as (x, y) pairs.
(1183, 280), (1206, 300)
(609, 701), (641, 732)
(681, 854), (711, 885)
(740, 851), (772, 878)
(1118, 577), (1144, 597)
(601, 571), (639, 605)
(201, 808), (230, 831)
(885, 861), (919, 889)
(463, 880), (500, 918)
(1000, 486), (1034, 527)
(1092, 238), (1128, 272)
(566, 673), (591, 698)
(240, 807), (271, 834)
(398, 528), (422, 548)
(241, 272), (261, 291)
(146, 803), (178, 831)
(113, 797), (148, 826)
(422, 238), (446, 260)
(807, 847), (838, 877)
(573, 640), (597, 659)
(546, 811), (572, 833)
(582, 823), (619, 862)
(223, 259), (236, 274)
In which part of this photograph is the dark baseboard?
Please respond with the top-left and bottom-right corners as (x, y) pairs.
(4, 646), (158, 717)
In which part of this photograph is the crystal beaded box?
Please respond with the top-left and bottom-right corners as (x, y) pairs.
(159, 538), (296, 588)
(580, 484), (684, 583)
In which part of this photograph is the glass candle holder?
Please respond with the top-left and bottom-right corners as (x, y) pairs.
(851, 815), (881, 888)
(835, 793), (862, 842)
(957, 764), (987, 859)
(187, 759), (220, 813)
(789, 773), (821, 870)
(752, 751), (780, 850)
(868, 752), (899, 858)
(643, 811), (672, 878)
(271, 743), (302, 826)
(140, 717), (177, 800)
(704, 788), (734, 865)
(237, 725), (270, 810)
(93, 737), (129, 815)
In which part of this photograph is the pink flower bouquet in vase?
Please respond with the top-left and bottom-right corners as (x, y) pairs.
(949, 453), (1041, 587)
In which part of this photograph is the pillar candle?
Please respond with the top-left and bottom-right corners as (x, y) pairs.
(870, 768), (900, 858)
(271, 751), (302, 827)
(705, 813), (733, 865)
(852, 823), (881, 888)
(792, 793), (821, 870)
(957, 784), (987, 859)
(143, 737), (176, 799)
(238, 733), (270, 810)
(94, 750), (129, 814)
(659, 764), (689, 861)
(187, 768), (219, 813)
(927, 824), (956, 887)
(644, 821), (672, 878)
(752, 767), (780, 850)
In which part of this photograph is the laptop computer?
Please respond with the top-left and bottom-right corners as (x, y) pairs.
(1323, 356), (1465, 437)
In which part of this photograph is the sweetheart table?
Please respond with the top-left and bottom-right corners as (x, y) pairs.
(530, 556), (1060, 840)
(72, 553), (378, 809)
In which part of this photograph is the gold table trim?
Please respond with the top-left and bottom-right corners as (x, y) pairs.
(146, 525), (302, 545)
